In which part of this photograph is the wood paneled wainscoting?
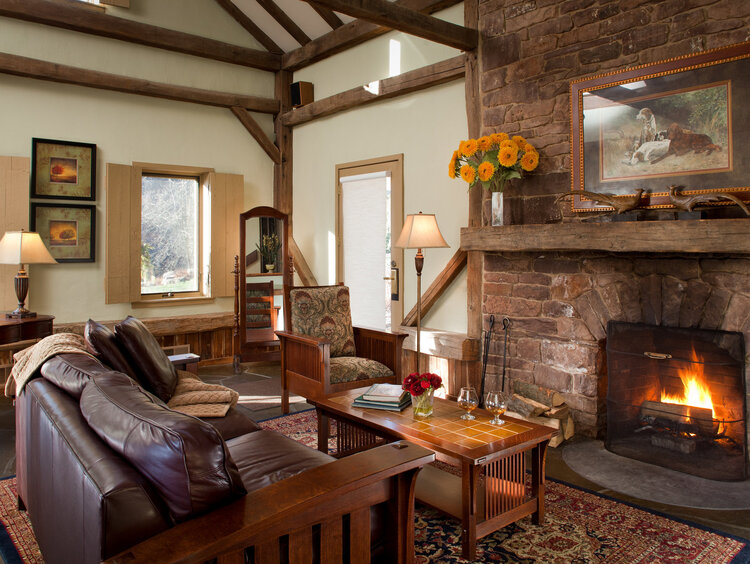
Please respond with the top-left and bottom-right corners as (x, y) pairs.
(55, 312), (235, 365)
(400, 327), (481, 400)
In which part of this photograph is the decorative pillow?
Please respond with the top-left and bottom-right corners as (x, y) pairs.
(329, 357), (393, 385)
(114, 316), (178, 402)
(84, 319), (139, 380)
(79, 371), (246, 522)
(289, 286), (356, 358)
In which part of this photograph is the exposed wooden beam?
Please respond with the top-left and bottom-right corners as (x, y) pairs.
(257, 0), (311, 46)
(274, 70), (294, 217)
(403, 249), (467, 326)
(281, 55), (464, 127)
(214, 0), (283, 55)
(230, 107), (281, 164)
(305, 0), (477, 51)
(308, 3), (344, 29)
(289, 236), (318, 286)
(0, 0), (280, 71)
(0, 52), (280, 114)
(282, 0), (461, 71)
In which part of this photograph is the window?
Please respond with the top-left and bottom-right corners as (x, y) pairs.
(105, 162), (243, 306)
(140, 174), (201, 298)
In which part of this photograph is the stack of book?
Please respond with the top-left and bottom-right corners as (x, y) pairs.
(353, 383), (412, 412)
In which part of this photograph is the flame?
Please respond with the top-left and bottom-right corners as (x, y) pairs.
(660, 347), (715, 418)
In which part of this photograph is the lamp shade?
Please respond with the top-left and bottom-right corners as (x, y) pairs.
(394, 212), (449, 249)
(0, 231), (57, 265)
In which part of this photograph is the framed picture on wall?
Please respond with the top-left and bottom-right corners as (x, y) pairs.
(31, 203), (96, 263)
(30, 138), (97, 201)
(570, 41), (750, 212)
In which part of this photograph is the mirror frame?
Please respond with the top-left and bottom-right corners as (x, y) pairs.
(238, 206), (291, 356)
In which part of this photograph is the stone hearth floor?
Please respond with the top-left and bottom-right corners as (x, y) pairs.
(1, 361), (747, 543)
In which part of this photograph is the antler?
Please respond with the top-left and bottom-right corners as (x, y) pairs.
(556, 189), (643, 214)
(668, 185), (750, 216)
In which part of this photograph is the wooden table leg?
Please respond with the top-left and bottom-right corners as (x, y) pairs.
(317, 409), (330, 454)
(460, 461), (480, 561)
(531, 440), (549, 525)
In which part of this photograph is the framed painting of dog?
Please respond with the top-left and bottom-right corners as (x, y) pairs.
(570, 41), (750, 212)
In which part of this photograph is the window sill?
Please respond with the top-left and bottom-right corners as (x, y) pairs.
(133, 296), (216, 309)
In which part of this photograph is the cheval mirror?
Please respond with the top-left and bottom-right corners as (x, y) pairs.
(233, 206), (291, 367)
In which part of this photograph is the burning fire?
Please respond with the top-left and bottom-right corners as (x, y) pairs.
(660, 348), (715, 418)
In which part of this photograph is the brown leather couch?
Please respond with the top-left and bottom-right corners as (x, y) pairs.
(15, 317), (434, 564)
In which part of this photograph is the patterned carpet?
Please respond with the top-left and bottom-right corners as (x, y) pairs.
(0, 410), (747, 563)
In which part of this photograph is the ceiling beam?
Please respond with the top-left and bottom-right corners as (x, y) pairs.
(256, 0), (311, 46)
(0, 52), (280, 113)
(0, 0), (280, 71)
(304, 0), (477, 51)
(281, 54), (465, 127)
(214, 0), (283, 55)
(231, 107), (281, 164)
(308, 3), (344, 29)
(282, 0), (461, 71)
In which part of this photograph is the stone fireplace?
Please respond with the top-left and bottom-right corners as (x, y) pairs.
(461, 219), (750, 471)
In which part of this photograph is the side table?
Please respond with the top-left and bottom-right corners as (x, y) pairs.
(0, 315), (54, 346)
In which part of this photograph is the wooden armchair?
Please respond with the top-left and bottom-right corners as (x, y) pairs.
(276, 285), (406, 413)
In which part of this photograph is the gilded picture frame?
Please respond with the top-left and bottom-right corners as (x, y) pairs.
(570, 41), (750, 212)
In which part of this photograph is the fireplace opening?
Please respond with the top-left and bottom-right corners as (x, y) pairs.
(606, 321), (747, 481)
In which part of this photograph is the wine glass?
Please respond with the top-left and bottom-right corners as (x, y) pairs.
(457, 387), (479, 420)
(485, 391), (508, 426)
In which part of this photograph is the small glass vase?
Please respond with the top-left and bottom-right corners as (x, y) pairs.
(412, 387), (434, 417)
(491, 191), (504, 226)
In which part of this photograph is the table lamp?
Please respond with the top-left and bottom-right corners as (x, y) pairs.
(0, 230), (56, 318)
(394, 212), (448, 374)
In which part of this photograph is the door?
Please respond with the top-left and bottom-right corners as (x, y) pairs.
(336, 155), (404, 330)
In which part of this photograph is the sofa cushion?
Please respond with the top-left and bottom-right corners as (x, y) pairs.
(40, 353), (112, 399)
(329, 357), (393, 385)
(80, 371), (246, 522)
(84, 319), (139, 381)
(226, 430), (334, 493)
(289, 286), (356, 358)
(114, 316), (178, 402)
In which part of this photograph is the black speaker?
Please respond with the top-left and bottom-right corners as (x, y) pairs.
(290, 81), (314, 108)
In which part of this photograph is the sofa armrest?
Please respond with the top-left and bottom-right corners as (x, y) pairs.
(354, 326), (407, 375)
(106, 441), (435, 564)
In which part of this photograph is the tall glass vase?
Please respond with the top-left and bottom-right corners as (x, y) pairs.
(491, 191), (504, 226)
(412, 388), (435, 417)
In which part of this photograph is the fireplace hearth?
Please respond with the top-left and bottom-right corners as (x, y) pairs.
(606, 322), (747, 481)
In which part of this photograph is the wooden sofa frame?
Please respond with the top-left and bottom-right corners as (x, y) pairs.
(106, 441), (433, 564)
(277, 326), (407, 413)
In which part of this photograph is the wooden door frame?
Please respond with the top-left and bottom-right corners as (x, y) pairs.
(335, 153), (404, 326)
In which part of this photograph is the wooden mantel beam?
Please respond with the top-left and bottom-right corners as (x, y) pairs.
(0, 52), (280, 114)
(282, 0), (462, 71)
(304, 0), (477, 51)
(0, 0), (280, 71)
(281, 54), (465, 127)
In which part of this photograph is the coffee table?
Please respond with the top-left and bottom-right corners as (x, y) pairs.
(310, 388), (556, 560)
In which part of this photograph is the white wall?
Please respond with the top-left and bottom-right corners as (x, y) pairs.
(292, 4), (469, 333)
(0, 3), (275, 323)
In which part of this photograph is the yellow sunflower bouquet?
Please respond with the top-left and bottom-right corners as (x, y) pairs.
(449, 133), (539, 192)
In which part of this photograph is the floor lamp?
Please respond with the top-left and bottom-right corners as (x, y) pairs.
(395, 212), (448, 374)
(0, 230), (56, 318)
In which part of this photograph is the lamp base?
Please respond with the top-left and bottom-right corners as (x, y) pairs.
(6, 308), (36, 319)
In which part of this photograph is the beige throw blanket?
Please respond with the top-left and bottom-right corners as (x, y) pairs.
(167, 370), (239, 418)
(5, 333), (95, 398)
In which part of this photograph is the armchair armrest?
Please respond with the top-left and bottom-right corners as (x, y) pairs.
(276, 330), (331, 392)
(354, 326), (407, 376)
(106, 441), (435, 564)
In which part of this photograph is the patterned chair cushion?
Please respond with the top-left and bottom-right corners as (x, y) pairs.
(289, 286), (356, 358)
(329, 357), (393, 385)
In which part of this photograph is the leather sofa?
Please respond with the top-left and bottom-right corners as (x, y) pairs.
(15, 317), (434, 564)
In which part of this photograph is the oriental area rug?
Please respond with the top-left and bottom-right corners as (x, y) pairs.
(0, 411), (747, 563)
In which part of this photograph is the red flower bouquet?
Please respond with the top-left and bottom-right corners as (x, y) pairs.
(402, 372), (442, 417)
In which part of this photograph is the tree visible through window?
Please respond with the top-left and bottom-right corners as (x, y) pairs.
(141, 175), (200, 295)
